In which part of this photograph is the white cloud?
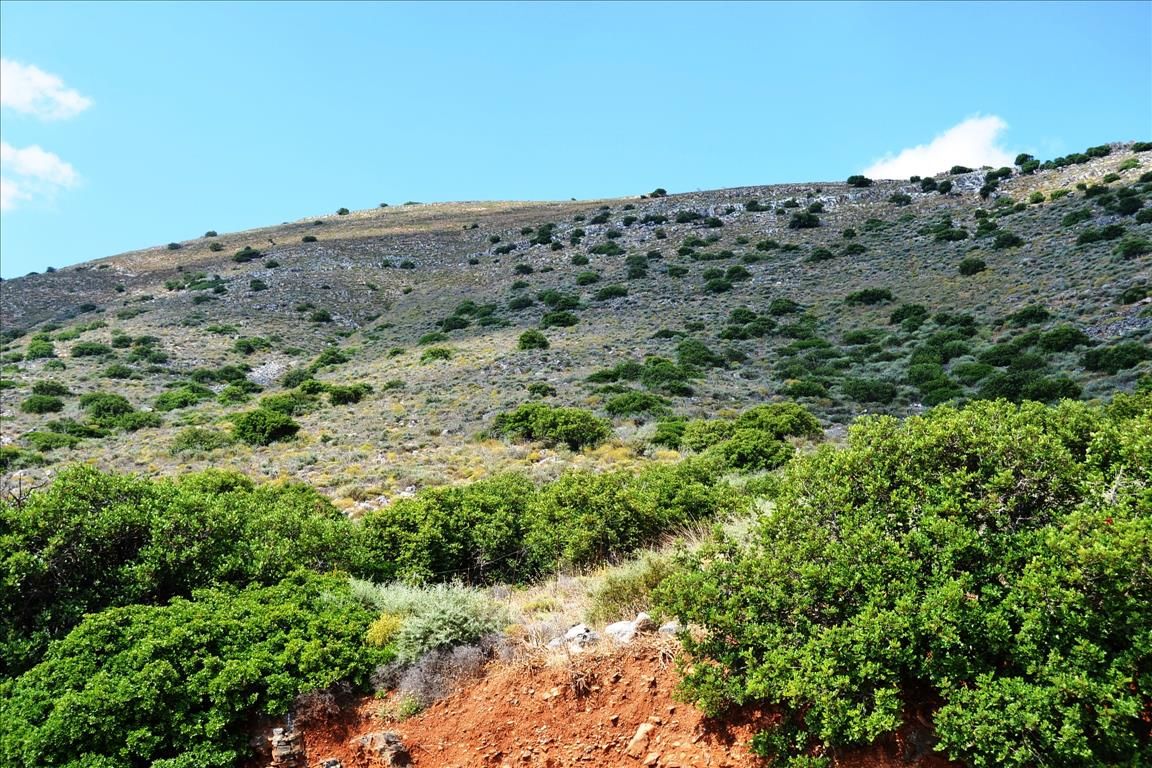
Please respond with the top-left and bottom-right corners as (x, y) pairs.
(862, 116), (1015, 179)
(0, 58), (92, 120)
(0, 177), (26, 211)
(1, 141), (80, 210)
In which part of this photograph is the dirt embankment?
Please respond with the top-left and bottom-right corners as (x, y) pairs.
(276, 638), (958, 768)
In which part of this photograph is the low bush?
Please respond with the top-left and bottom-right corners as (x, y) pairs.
(788, 212), (820, 229)
(0, 574), (388, 768)
(518, 329), (549, 350)
(328, 383), (372, 405)
(594, 284), (628, 300)
(70, 341), (113, 357)
(30, 380), (70, 396)
(231, 408), (300, 445)
(540, 310), (579, 328)
(841, 377), (898, 403)
(604, 390), (671, 418)
(1082, 342), (1151, 374)
(154, 383), (214, 411)
(656, 397), (1151, 768)
(493, 403), (611, 451)
(958, 257), (986, 276)
(845, 288), (894, 305)
(20, 396), (64, 414)
(170, 427), (234, 454)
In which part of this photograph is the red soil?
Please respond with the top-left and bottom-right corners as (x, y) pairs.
(272, 637), (959, 768)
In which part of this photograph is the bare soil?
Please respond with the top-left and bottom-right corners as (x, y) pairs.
(264, 638), (958, 768)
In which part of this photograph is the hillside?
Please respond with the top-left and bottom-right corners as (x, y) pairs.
(1, 142), (1149, 503)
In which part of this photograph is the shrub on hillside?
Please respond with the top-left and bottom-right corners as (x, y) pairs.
(232, 408), (300, 445)
(788, 212), (820, 229)
(493, 403), (611, 451)
(20, 394), (64, 414)
(518, 330), (549, 350)
(958, 257), (987, 276)
(0, 574), (388, 768)
(604, 390), (671, 418)
(845, 288), (894, 305)
(657, 396), (1152, 768)
(1082, 342), (1151, 374)
(845, 175), (873, 188)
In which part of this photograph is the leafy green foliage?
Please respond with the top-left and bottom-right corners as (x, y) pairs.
(19, 394), (63, 414)
(657, 397), (1152, 768)
(518, 329), (549, 350)
(604, 390), (671, 417)
(0, 467), (355, 676)
(493, 403), (611, 451)
(958, 257), (987, 276)
(1082, 342), (1151, 374)
(1, 573), (389, 768)
(231, 408), (300, 445)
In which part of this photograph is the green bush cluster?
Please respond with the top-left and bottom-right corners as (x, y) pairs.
(660, 403), (821, 472)
(657, 396), (1152, 768)
(357, 462), (743, 584)
(1, 573), (388, 768)
(231, 408), (300, 445)
(493, 402), (611, 450)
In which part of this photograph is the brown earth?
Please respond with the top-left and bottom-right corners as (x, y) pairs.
(270, 637), (958, 768)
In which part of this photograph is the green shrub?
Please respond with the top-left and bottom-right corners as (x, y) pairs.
(958, 257), (986, 276)
(232, 408), (300, 445)
(0, 574), (387, 768)
(77, 392), (132, 420)
(587, 554), (676, 624)
(594, 284), (628, 300)
(841, 377), (898, 403)
(1007, 304), (1051, 326)
(1114, 237), (1150, 260)
(154, 383), (214, 411)
(232, 246), (261, 262)
(70, 341), (112, 357)
(1038, 325), (1090, 352)
(309, 309), (333, 322)
(19, 396), (63, 414)
(845, 175), (873, 188)
(604, 391), (671, 418)
(440, 315), (470, 331)
(29, 380), (68, 396)
(25, 338), (55, 359)
(705, 428), (794, 471)
(537, 289), (579, 310)
(656, 397), (1152, 768)
(845, 288), (893, 305)
(170, 427), (234, 455)
(788, 212), (820, 229)
(328, 383), (372, 405)
(493, 403), (611, 451)
(993, 231), (1024, 248)
(420, 346), (453, 363)
(1082, 342), (1151, 374)
(518, 330), (549, 350)
(260, 391), (318, 416)
(540, 310), (578, 328)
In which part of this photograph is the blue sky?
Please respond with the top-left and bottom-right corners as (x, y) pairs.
(1, 1), (1149, 278)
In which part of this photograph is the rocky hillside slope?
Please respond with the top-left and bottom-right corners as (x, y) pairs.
(1, 142), (1149, 502)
